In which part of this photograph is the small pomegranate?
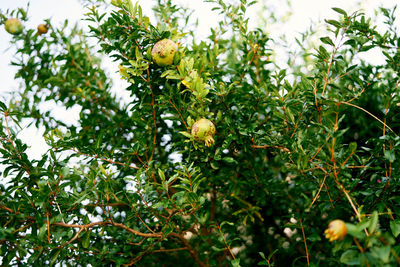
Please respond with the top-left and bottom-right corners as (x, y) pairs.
(37, 24), (48, 35)
(151, 39), (177, 67)
(111, 0), (121, 6)
(324, 219), (347, 242)
(191, 118), (216, 147)
(4, 18), (23, 35)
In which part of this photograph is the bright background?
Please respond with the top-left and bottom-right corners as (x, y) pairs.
(0, 0), (399, 160)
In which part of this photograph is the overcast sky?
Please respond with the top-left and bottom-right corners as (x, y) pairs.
(0, 0), (399, 160)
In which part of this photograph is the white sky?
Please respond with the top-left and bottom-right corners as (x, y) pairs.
(0, 0), (399, 160)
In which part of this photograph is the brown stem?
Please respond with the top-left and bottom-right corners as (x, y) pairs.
(52, 221), (162, 238)
(299, 219), (310, 266)
(170, 233), (208, 267)
(251, 144), (290, 153)
(152, 247), (188, 253)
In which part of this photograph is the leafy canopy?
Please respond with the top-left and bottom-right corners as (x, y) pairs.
(0, 1), (400, 266)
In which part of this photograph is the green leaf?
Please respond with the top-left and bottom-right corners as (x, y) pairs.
(222, 157), (237, 164)
(359, 45), (375, 52)
(390, 220), (400, 237)
(61, 167), (70, 177)
(368, 211), (378, 233)
(230, 258), (241, 267)
(332, 7), (347, 16)
(50, 249), (62, 266)
(0, 101), (7, 111)
(38, 225), (47, 241)
(325, 19), (342, 28)
(345, 223), (364, 239)
(349, 142), (357, 152)
(179, 131), (192, 138)
(82, 230), (91, 249)
(371, 246), (391, 263)
(320, 37), (334, 46)
(158, 168), (165, 181)
(384, 150), (395, 163)
(318, 45), (330, 59)
(307, 233), (321, 242)
(211, 246), (226, 252)
(220, 221), (235, 228)
(340, 250), (360, 265)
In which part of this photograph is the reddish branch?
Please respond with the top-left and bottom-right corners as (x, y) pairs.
(7, 202), (210, 266)
(170, 232), (208, 267)
(0, 205), (36, 220)
(299, 219), (310, 266)
(147, 67), (157, 163)
(251, 144), (290, 153)
(152, 247), (188, 253)
(0, 204), (13, 213)
(168, 99), (188, 128)
(52, 221), (163, 238)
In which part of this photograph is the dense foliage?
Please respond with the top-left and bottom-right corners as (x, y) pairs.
(1, 0), (400, 266)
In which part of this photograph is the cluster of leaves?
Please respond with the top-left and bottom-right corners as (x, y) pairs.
(1, 0), (400, 266)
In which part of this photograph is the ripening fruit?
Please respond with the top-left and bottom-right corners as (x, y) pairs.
(111, 0), (125, 8)
(151, 39), (178, 67)
(111, 0), (121, 6)
(191, 119), (216, 147)
(324, 219), (347, 242)
(37, 24), (48, 35)
(4, 18), (23, 35)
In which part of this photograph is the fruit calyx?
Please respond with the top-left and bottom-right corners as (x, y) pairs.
(191, 118), (216, 147)
(151, 39), (178, 67)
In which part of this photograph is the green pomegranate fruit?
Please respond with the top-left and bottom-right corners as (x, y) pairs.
(324, 219), (347, 242)
(151, 39), (178, 67)
(191, 118), (216, 147)
(37, 24), (48, 35)
(111, 0), (122, 7)
(4, 18), (23, 35)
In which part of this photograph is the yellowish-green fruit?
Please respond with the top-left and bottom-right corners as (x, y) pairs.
(37, 24), (48, 35)
(111, 0), (123, 8)
(324, 219), (347, 242)
(151, 39), (178, 67)
(191, 119), (216, 147)
(4, 18), (23, 35)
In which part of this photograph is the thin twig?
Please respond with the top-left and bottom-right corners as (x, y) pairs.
(152, 247), (188, 253)
(299, 219), (310, 266)
(251, 144), (290, 153)
(339, 101), (396, 135)
(309, 172), (328, 209)
(52, 221), (162, 238)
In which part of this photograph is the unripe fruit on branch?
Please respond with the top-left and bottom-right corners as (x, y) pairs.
(151, 39), (177, 67)
(37, 24), (48, 35)
(4, 18), (23, 35)
(324, 219), (347, 242)
(191, 119), (216, 147)
(111, 0), (123, 7)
